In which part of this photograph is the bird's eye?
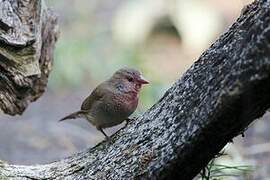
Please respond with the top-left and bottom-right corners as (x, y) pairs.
(127, 77), (133, 82)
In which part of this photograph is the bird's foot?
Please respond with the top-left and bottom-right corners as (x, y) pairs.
(124, 118), (133, 127)
(0, 160), (7, 167)
(105, 136), (113, 143)
(240, 128), (247, 137)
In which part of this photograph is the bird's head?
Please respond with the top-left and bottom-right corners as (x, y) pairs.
(111, 68), (149, 93)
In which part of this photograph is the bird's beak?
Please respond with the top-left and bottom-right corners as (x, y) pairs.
(138, 75), (149, 84)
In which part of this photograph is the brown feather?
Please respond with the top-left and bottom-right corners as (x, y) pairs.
(59, 68), (149, 139)
(81, 83), (105, 111)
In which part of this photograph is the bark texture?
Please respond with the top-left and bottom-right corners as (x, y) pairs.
(1, 0), (270, 179)
(0, 0), (58, 115)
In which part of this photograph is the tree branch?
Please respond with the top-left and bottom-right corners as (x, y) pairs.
(0, 0), (270, 179)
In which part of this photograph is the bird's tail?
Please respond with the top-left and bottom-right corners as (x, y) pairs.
(59, 110), (87, 122)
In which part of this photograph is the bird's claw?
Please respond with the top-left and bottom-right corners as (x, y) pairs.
(105, 136), (111, 141)
(124, 118), (133, 127)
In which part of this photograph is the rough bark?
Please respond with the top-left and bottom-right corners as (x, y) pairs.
(1, 0), (270, 179)
(0, 0), (58, 115)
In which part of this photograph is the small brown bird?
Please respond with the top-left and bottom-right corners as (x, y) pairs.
(59, 68), (149, 139)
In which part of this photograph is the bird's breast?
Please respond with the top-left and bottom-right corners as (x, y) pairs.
(112, 93), (138, 115)
(89, 92), (139, 128)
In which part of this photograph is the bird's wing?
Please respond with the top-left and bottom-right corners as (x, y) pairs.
(81, 83), (107, 111)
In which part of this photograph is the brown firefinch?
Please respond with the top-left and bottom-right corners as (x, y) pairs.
(59, 68), (149, 139)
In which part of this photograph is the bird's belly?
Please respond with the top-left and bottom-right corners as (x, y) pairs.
(90, 97), (138, 128)
(96, 115), (125, 128)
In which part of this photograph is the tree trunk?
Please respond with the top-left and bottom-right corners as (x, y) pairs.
(1, 0), (270, 179)
(0, 0), (58, 115)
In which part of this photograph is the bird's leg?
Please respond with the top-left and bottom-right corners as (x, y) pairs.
(125, 118), (130, 127)
(98, 127), (110, 140)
